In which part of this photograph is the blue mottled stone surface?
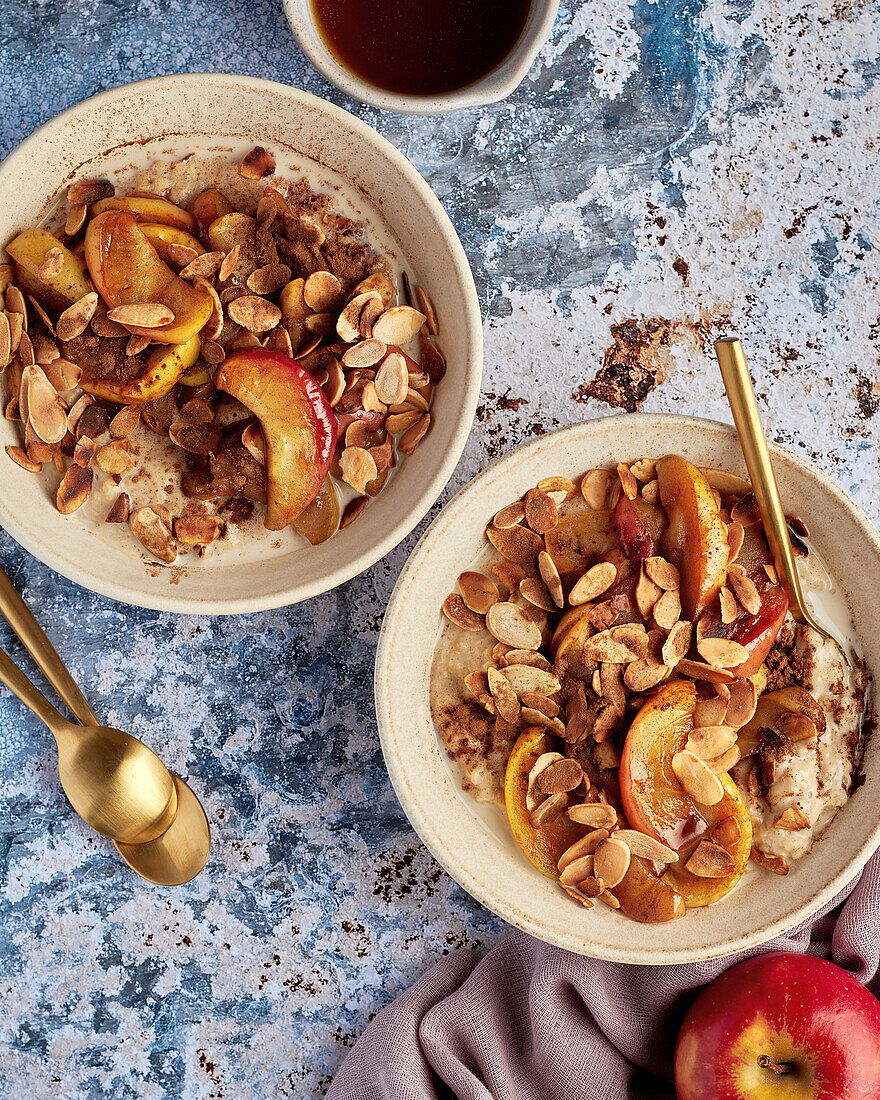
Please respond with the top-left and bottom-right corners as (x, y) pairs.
(1, 1), (879, 1095)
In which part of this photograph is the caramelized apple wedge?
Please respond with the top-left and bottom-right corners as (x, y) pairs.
(6, 228), (93, 313)
(66, 333), (202, 404)
(92, 195), (196, 232)
(504, 727), (584, 877)
(84, 211), (213, 344)
(612, 855), (685, 922)
(293, 478), (340, 544)
(613, 494), (668, 560)
(139, 224), (205, 266)
(543, 510), (618, 576)
(619, 680), (752, 907)
(216, 349), (336, 529)
(657, 455), (729, 619)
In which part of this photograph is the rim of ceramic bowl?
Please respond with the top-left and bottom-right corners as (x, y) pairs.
(375, 414), (880, 962)
(283, 0), (561, 115)
(0, 74), (483, 613)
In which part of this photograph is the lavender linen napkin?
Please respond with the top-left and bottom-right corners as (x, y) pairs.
(328, 851), (880, 1100)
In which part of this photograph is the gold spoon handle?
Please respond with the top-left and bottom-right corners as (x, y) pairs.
(714, 338), (809, 617)
(0, 645), (69, 734)
(0, 565), (99, 725)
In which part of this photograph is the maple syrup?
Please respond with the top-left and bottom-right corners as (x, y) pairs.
(312, 0), (533, 97)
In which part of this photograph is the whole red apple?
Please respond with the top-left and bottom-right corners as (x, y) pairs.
(674, 952), (880, 1099)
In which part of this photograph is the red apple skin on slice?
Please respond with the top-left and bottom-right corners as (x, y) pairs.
(84, 211), (213, 344)
(613, 495), (668, 560)
(216, 349), (336, 530)
(657, 455), (729, 620)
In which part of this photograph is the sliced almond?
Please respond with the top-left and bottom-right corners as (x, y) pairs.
(501, 665), (560, 698)
(523, 488), (558, 534)
(731, 494), (762, 528)
(636, 565), (662, 620)
(493, 501), (525, 529)
(652, 588), (681, 631)
(227, 296), (282, 333)
(43, 358), (82, 392)
(420, 338), (446, 383)
(709, 816), (742, 848)
(35, 247), (64, 281)
(337, 292), (382, 342)
(56, 463), (93, 514)
(764, 562), (779, 585)
(612, 830), (678, 863)
(485, 667), (518, 723)
(24, 364), (68, 444)
(676, 658), (737, 684)
(126, 334), (151, 357)
(6, 444), (41, 472)
(502, 650), (554, 673)
(567, 803), (618, 829)
(94, 439), (134, 474)
(537, 550), (564, 608)
(18, 330), (35, 367)
(521, 708), (566, 736)
(696, 636), (749, 669)
(623, 659), (669, 692)
(599, 661), (627, 716)
(593, 837), (631, 889)
(351, 272), (394, 308)
(616, 462), (638, 500)
(174, 514), (222, 546)
(719, 586), (738, 624)
(107, 303), (174, 329)
(685, 841), (735, 878)
(726, 522), (745, 564)
(521, 693), (559, 717)
(535, 757), (583, 796)
(671, 749), (724, 806)
(706, 745), (741, 774)
(750, 848), (789, 876)
(486, 523), (543, 565)
(73, 436), (96, 466)
(529, 791), (568, 829)
(641, 478), (660, 503)
(247, 262), (292, 296)
(371, 306), (427, 345)
(240, 145), (276, 179)
(519, 577), (556, 612)
(180, 251), (225, 280)
(339, 446), (378, 493)
(56, 292), (100, 342)
(486, 602), (542, 650)
(686, 725), (737, 761)
(558, 830), (610, 871)
(442, 593), (484, 631)
(68, 177), (114, 204)
(580, 468), (612, 510)
(558, 854), (595, 887)
(65, 204), (89, 236)
(776, 712), (818, 742)
(130, 506), (177, 563)
(644, 556), (680, 590)
(374, 351), (409, 406)
(398, 414), (430, 455)
(693, 690), (730, 729)
(303, 270), (343, 313)
(727, 563), (762, 616)
(219, 245), (241, 282)
(412, 285), (438, 335)
(724, 678), (758, 729)
(569, 561), (617, 606)
(457, 570), (498, 615)
(342, 339), (387, 369)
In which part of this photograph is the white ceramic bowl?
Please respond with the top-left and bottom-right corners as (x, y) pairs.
(376, 415), (880, 963)
(0, 74), (482, 613)
(283, 0), (560, 115)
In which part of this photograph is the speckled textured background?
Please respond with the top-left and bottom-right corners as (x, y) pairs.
(1, 1), (879, 1096)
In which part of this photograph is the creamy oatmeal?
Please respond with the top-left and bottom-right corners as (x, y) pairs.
(430, 457), (871, 921)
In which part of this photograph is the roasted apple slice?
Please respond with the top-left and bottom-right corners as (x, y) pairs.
(293, 478), (340, 544)
(620, 680), (752, 907)
(543, 510), (619, 576)
(193, 188), (234, 236)
(63, 330), (201, 404)
(6, 228), (94, 313)
(612, 855), (686, 922)
(84, 211), (213, 344)
(657, 455), (730, 619)
(215, 349), (336, 529)
(504, 727), (584, 877)
(613, 494), (668, 560)
(697, 525), (790, 678)
(92, 195), (196, 232)
(139, 224), (205, 266)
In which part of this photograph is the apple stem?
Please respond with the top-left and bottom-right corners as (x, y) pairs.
(757, 1055), (793, 1075)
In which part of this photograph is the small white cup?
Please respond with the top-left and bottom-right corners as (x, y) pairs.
(283, 0), (560, 115)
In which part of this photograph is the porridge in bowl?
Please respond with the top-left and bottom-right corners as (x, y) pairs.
(431, 455), (869, 922)
(1, 146), (445, 563)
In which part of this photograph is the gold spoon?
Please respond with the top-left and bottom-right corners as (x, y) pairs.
(0, 566), (210, 883)
(715, 337), (852, 660)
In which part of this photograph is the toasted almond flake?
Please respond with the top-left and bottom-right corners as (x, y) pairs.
(56, 463), (93, 514)
(623, 659), (669, 692)
(569, 561), (617, 606)
(724, 679), (758, 729)
(412, 285), (438, 335)
(374, 351), (409, 405)
(559, 854), (596, 886)
(696, 636), (749, 669)
(337, 291), (382, 342)
(226, 295), (282, 333)
(339, 446), (377, 495)
(676, 657), (737, 684)
(580, 468), (612, 510)
(180, 251), (224, 280)
(616, 462), (638, 500)
(529, 791), (568, 829)
(485, 601), (542, 650)
(35, 247), (64, 281)
(399, 413), (430, 455)
(558, 830), (610, 870)
(340, 496), (368, 529)
(246, 262), (292, 296)
(685, 841), (735, 878)
(359, 381), (383, 414)
(776, 712), (818, 742)
(371, 306), (427, 345)
(652, 588), (681, 631)
(750, 848), (789, 875)
(707, 745), (741, 774)
(709, 816), (742, 848)
(105, 493), (131, 523)
(486, 522), (543, 565)
(17, 330), (34, 367)
(693, 691), (729, 729)
(381, 410), (415, 436)
(526, 750), (563, 810)
(0, 311), (9, 369)
(523, 488), (558, 534)
(536, 550), (564, 608)
(442, 593), (484, 630)
(62, 204), (87, 242)
(32, 334), (60, 365)
(718, 586), (738, 624)
(731, 494), (762, 528)
(5, 286), (26, 322)
(164, 243), (199, 269)
(240, 145), (276, 179)
(6, 444), (41, 472)
(464, 671), (491, 703)
(600, 661), (628, 716)
(68, 177), (113, 204)
(126, 334), (151, 357)
(503, 650), (554, 673)
(7, 310), (23, 354)
(760, 562), (778, 585)
(130, 506), (177, 563)
(198, 278), (224, 342)
(420, 337), (446, 383)
(671, 750), (724, 806)
(727, 563), (762, 616)
(629, 458), (656, 483)
(593, 838), (631, 889)
(66, 393), (94, 436)
(613, 830), (678, 863)
(175, 513), (222, 546)
(301, 270), (342, 313)
(94, 439), (134, 474)
(583, 626), (643, 665)
(73, 436), (96, 466)
(641, 478), (659, 503)
(643, 556), (680, 591)
(493, 501), (525, 529)
(535, 757), (582, 796)
(521, 693), (559, 717)
(537, 476), (576, 502)
(501, 665), (560, 697)
(107, 302), (174, 329)
(567, 803), (618, 830)
(359, 297), (384, 338)
(341, 339), (386, 369)
(686, 724), (737, 761)
(519, 577), (556, 612)
(24, 364), (68, 444)
(218, 244), (241, 283)
(458, 571), (499, 615)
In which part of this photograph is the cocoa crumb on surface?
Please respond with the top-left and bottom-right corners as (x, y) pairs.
(574, 318), (672, 413)
(763, 625), (805, 691)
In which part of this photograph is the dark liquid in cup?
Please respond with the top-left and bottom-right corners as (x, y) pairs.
(311, 0), (533, 97)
